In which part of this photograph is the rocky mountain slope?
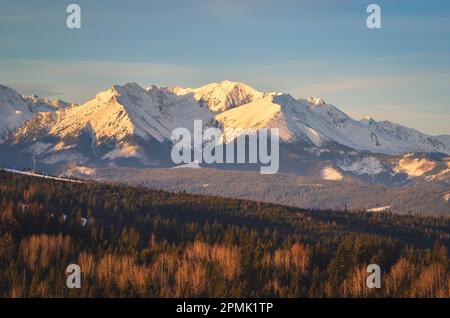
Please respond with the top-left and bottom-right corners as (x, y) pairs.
(0, 81), (449, 187)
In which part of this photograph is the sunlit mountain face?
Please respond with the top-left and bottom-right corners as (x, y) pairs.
(1, 81), (449, 184)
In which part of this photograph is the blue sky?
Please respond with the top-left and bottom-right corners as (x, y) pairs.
(1, 0), (449, 134)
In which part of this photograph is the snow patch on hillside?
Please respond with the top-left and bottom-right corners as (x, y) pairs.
(103, 143), (143, 160)
(425, 169), (450, 181)
(321, 167), (343, 181)
(338, 157), (384, 175)
(61, 166), (96, 178)
(367, 205), (391, 212)
(28, 142), (52, 155)
(394, 155), (436, 177)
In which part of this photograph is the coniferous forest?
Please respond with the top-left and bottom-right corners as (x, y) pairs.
(0, 170), (449, 298)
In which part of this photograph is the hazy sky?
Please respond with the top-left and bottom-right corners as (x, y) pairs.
(1, 0), (449, 134)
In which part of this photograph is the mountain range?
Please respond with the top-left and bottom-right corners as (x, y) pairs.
(0, 81), (449, 193)
(0, 85), (74, 139)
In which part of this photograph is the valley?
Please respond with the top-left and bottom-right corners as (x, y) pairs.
(62, 166), (450, 216)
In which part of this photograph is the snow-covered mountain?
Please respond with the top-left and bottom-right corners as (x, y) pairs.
(0, 85), (73, 139)
(1, 81), (449, 185)
(215, 90), (450, 155)
(163, 80), (266, 112)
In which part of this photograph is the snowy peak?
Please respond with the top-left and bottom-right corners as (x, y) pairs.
(0, 85), (31, 137)
(359, 116), (377, 127)
(361, 119), (450, 155)
(2, 80), (450, 169)
(25, 95), (75, 111)
(377, 120), (429, 141)
(0, 85), (74, 138)
(215, 89), (450, 155)
(2, 81), (450, 188)
(10, 82), (175, 165)
(91, 82), (147, 106)
(0, 85), (73, 112)
(215, 93), (330, 145)
(307, 97), (326, 106)
(170, 80), (266, 112)
(43, 82), (173, 143)
(111, 82), (146, 97)
(0, 84), (24, 101)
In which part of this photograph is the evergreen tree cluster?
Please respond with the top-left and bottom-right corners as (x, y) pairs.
(0, 170), (449, 297)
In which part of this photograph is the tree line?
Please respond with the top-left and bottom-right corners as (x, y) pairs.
(0, 170), (449, 297)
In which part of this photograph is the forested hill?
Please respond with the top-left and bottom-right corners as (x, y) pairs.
(0, 170), (449, 297)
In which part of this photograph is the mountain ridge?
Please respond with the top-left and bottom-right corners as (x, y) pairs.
(0, 85), (74, 139)
(1, 81), (449, 186)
